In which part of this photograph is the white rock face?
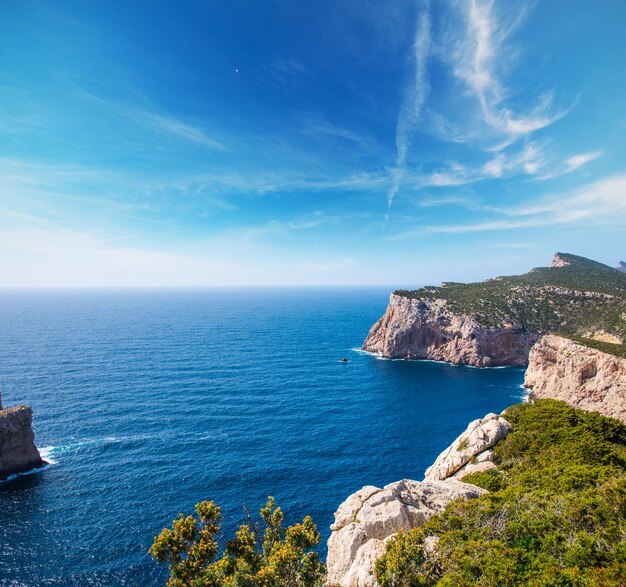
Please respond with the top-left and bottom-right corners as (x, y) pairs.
(524, 334), (626, 423)
(362, 293), (537, 367)
(424, 413), (512, 481)
(326, 479), (486, 587)
(550, 253), (571, 267)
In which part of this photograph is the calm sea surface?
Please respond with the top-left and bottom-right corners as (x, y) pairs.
(0, 289), (525, 586)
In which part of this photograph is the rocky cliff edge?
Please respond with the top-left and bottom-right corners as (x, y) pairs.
(524, 334), (626, 423)
(362, 293), (537, 367)
(0, 403), (46, 481)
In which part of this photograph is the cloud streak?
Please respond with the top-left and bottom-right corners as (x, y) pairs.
(386, 1), (431, 214)
(438, 0), (570, 150)
(391, 173), (626, 237)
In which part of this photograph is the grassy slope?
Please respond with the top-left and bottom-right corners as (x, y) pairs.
(395, 253), (626, 345)
(375, 400), (626, 586)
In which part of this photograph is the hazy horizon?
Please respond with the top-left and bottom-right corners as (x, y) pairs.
(2, 1), (625, 287)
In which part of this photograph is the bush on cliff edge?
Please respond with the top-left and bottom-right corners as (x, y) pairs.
(375, 400), (626, 586)
(150, 496), (326, 587)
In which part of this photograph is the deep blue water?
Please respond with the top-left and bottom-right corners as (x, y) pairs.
(0, 289), (525, 586)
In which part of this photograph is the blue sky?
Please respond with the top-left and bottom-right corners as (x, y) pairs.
(1, 0), (625, 286)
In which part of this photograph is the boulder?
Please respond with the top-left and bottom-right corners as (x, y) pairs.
(424, 413), (512, 481)
(326, 479), (486, 587)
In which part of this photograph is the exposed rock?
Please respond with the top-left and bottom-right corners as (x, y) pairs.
(451, 450), (498, 480)
(616, 261), (626, 273)
(0, 403), (46, 481)
(584, 330), (623, 344)
(362, 294), (538, 367)
(424, 413), (512, 481)
(524, 334), (626, 423)
(326, 479), (486, 587)
(550, 253), (571, 268)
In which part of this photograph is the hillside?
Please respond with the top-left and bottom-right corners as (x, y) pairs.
(395, 253), (626, 344)
(374, 400), (626, 586)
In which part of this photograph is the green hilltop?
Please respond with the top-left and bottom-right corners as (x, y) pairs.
(395, 253), (626, 346)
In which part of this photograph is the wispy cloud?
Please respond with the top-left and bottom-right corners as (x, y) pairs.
(260, 56), (311, 85)
(410, 141), (546, 189)
(386, 0), (431, 215)
(125, 109), (227, 150)
(391, 173), (626, 237)
(537, 150), (603, 180)
(437, 0), (570, 150)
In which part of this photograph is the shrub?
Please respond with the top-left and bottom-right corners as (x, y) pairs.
(376, 400), (626, 586)
(150, 496), (325, 587)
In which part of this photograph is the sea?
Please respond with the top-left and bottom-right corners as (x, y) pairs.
(0, 288), (526, 586)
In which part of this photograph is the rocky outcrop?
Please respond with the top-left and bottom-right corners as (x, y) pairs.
(524, 335), (626, 423)
(424, 412), (512, 481)
(550, 253), (571, 268)
(0, 402), (46, 481)
(362, 293), (538, 367)
(326, 479), (486, 587)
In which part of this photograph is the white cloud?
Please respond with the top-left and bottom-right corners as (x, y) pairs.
(387, 1), (431, 213)
(537, 150), (603, 180)
(391, 173), (626, 237)
(127, 110), (227, 150)
(437, 0), (569, 149)
(565, 151), (603, 172)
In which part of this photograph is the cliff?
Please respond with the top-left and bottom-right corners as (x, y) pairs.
(524, 334), (626, 423)
(0, 402), (46, 481)
(363, 293), (537, 366)
(327, 400), (626, 586)
(363, 253), (626, 366)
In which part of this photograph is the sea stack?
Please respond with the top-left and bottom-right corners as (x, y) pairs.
(0, 392), (46, 481)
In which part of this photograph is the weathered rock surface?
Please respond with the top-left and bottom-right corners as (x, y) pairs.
(326, 479), (486, 587)
(362, 293), (538, 367)
(0, 404), (45, 480)
(524, 334), (626, 423)
(424, 413), (512, 481)
(550, 253), (572, 268)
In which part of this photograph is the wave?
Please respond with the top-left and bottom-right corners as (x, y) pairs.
(0, 461), (53, 485)
(352, 348), (524, 370)
(519, 383), (531, 402)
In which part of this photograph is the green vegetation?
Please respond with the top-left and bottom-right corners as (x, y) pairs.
(375, 400), (626, 586)
(150, 497), (325, 587)
(556, 333), (626, 359)
(395, 254), (626, 343)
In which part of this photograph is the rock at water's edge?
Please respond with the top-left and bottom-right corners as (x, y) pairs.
(362, 293), (538, 367)
(0, 404), (45, 480)
(326, 479), (486, 587)
(424, 413), (512, 481)
(524, 334), (626, 423)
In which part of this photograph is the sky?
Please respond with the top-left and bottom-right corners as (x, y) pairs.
(1, 0), (625, 287)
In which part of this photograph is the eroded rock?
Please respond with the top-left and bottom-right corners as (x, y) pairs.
(326, 479), (486, 587)
(524, 334), (626, 423)
(424, 413), (512, 481)
(362, 294), (538, 367)
(0, 404), (45, 481)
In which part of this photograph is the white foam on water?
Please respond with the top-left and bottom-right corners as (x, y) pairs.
(0, 461), (53, 484)
(38, 446), (58, 465)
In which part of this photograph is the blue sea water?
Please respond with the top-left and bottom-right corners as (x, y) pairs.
(0, 289), (526, 586)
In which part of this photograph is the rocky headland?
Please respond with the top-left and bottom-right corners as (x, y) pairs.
(335, 253), (626, 585)
(362, 293), (537, 367)
(0, 394), (46, 481)
(362, 253), (626, 367)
